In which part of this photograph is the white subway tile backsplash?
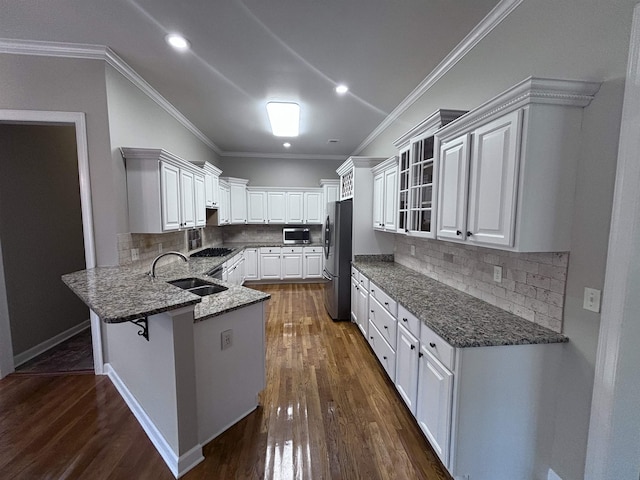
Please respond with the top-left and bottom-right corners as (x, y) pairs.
(395, 236), (568, 333)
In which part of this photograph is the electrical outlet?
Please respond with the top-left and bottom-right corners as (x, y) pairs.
(583, 287), (601, 313)
(131, 248), (139, 261)
(221, 329), (233, 350)
(158, 243), (163, 253)
(493, 265), (503, 283)
(410, 245), (416, 256)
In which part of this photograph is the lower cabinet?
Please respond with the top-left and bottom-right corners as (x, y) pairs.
(244, 248), (259, 281)
(282, 247), (303, 279)
(302, 246), (323, 279)
(395, 323), (420, 415)
(350, 267), (369, 337)
(260, 247), (282, 280)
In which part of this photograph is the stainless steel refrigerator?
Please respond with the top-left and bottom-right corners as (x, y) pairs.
(323, 199), (353, 320)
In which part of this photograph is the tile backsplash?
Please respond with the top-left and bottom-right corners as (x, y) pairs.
(394, 235), (568, 333)
(221, 224), (322, 244)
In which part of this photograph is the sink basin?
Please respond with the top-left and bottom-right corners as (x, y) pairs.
(167, 277), (228, 296)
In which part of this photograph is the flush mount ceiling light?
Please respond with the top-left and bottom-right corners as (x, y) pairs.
(283, 142), (291, 148)
(165, 33), (190, 51)
(335, 84), (349, 94)
(266, 102), (300, 137)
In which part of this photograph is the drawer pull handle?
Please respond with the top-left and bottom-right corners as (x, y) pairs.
(384, 302), (389, 306)
(402, 318), (408, 322)
(429, 342), (436, 348)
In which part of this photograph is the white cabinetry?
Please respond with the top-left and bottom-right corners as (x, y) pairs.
(320, 179), (339, 217)
(244, 248), (259, 281)
(193, 161), (222, 209)
(350, 267), (370, 337)
(259, 247), (282, 280)
(247, 189), (267, 224)
(286, 192), (304, 224)
(267, 191), (286, 223)
(304, 191), (323, 224)
(281, 246), (303, 279)
(226, 252), (245, 286)
(122, 148), (207, 233)
(393, 110), (466, 237)
(371, 156), (398, 232)
(435, 77), (600, 251)
(302, 246), (323, 279)
(223, 177), (249, 224)
(396, 322), (420, 415)
(217, 180), (231, 225)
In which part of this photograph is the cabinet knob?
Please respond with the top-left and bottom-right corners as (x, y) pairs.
(405, 228), (409, 233)
(456, 230), (462, 236)
(370, 310), (374, 313)
(466, 231), (473, 237)
(429, 342), (436, 348)
(410, 345), (415, 350)
(402, 318), (408, 322)
(419, 352), (423, 358)
(383, 356), (387, 360)
(383, 325), (388, 329)
(370, 336), (374, 340)
(384, 301), (389, 306)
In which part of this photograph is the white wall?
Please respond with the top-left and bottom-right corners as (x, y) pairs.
(360, 1), (635, 478)
(220, 155), (342, 187)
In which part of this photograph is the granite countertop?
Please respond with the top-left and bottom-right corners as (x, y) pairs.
(62, 246), (271, 324)
(352, 260), (568, 348)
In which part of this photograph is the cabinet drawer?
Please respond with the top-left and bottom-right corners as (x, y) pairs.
(369, 281), (397, 317)
(398, 304), (421, 338)
(368, 320), (396, 382)
(369, 296), (397, 349)
(303, 246), (323, 254)
(260, 246), (282, 254)
(282, 246), (303, 254)
(420, 323), (455, 371)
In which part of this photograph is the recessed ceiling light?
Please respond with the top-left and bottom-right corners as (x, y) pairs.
(283, 142), (291, 148)
(335, 84), (349, 95)
(266, 102), (300, 137)
(166, 34), (190, 51)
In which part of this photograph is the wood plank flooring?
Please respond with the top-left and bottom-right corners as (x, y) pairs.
(0, 283), (451, 479)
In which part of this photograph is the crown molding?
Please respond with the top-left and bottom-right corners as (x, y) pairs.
(352, 0), (526, 155)
(0, 38), (223, 156)
(393, 109), (467, 148)
(220, 151), (346, 161)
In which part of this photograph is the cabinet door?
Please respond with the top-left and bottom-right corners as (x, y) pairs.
(324, 184), (339, 216)
(467, 110), (521, 247)
(247, 191), (267, 224)
(357, 283), (368, 337)
(303, 253), (322, 279)
(286, 192), (304, 224)
(260, 254), (281, 280)
(304, 191), (323, 224)
(351, 277), (359, 325)
(437, 134), (470, 241)
(397, 147), (411, 234)
(416, 346), (453, 467)
(160, 162), (181, 231)
(244, 248), (259, 280)
(267, 191), (286, 223)
(204, 172), (214, 207)
(396, 324), (419, 415)
(229, 183), (247, 224)
(372, 172), (384, 229)
(383, 166), (398, 231)
(408, 136), (436, 237)
(211, 174), (219, 208)
(194, 174), (206, 227)
(180, 169), (196, 229)
(282, 253), (303, 279)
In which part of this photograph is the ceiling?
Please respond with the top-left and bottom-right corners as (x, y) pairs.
(0, 0), (501, 158)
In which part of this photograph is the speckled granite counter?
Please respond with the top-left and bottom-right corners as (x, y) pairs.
(352, 260), (568, 348)
(62, 248), (270, 324)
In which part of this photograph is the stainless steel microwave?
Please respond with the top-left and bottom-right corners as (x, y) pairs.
(283, 227), (311, 244)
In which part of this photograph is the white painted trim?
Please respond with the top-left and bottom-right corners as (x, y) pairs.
(585, 3), (640, 478)
(199, 406), (258, 446)
(13, 319), (90, 367)
(548, 468), (563, 480)
(0, 38), (222, 155)
(352, 0), (526, 155)
(0, 110), (101, 377)
(105, 364), (204, 478)
(0, 238), (14, 378)
(220, 151), (346, 161)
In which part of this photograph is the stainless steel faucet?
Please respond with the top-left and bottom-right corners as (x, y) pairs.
(149, 251), (188, 278)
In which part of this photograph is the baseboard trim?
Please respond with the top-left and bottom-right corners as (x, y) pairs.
(13, 319), (90, 367)
(105, 363), (204, 478)
(199, 405), (259, 446)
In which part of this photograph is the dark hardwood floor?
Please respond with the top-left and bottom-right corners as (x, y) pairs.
(0, 283), (451, 479)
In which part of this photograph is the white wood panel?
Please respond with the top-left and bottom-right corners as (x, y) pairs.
(180, 169), (196, 229)
(286, 192), (304, 224)
(437, 134), (469, 241)
(267, 191), (286, 223)
(194, 174), (206, 227)
(304, 191), (323, 224)
(281, 253), (303, 279)
(373, 172), (384, 228)
(383, 166), (398, 231)
(303, 252), (322, 279)
(247, 190), (267, 224)
(396, 323), (419, 414)
(161, 162), (181, 231)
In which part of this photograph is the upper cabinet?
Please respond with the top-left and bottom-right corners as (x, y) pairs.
(393, 110), (467, 238)
(247, 188), (267, 224)
(192, 161), (222, 209)
(244, 187), (325, 225)
(371, 156), (398, 232)
(435, 77), (600, 252)
(320, 179), (339, 217)
(223, 177), (249, 224)
(122, 148), (207, 233)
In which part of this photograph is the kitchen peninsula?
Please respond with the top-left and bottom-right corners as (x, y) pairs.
(62, 252), (270, 478)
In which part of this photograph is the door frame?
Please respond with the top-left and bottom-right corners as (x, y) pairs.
(0, 110), (101, 377)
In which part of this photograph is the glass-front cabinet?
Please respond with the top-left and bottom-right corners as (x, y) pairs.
(393, 109), (467, 237)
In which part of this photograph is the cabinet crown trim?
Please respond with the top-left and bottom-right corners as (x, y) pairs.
(337, 156), (386, 176)
(436, 77), (601, 141)
(120, 147), (204, 175)
(393, 109), (467, 148)
(192, 160), (222, 176)
(319, 178), (340, 186)
(219, 176), (249, 185)
(371, 156), (398, 175)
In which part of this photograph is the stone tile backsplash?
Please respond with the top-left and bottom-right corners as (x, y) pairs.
(221, 224), (322, 244)
(394, 235), (568, 332)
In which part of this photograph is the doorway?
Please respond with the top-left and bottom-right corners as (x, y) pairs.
(0, 110), (98, 378)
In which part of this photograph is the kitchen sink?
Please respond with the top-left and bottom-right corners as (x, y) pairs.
(167, 277), (228, 296)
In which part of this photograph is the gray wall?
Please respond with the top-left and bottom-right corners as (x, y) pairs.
(0, 125), (88, 355)
(360, 1), (634, 478)
(220, 156), (342, 187)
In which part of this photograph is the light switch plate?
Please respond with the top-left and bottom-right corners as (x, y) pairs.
(131, 248), (139, 261)
(493, 265), (502, 283)
(583, 287), (601, 313)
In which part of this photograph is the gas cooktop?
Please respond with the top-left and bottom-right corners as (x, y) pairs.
(190, 247), (234, 258)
